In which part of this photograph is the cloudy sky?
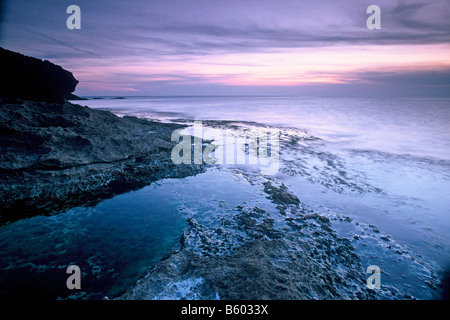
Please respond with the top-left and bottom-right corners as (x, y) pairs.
(1, 0), (449, 96)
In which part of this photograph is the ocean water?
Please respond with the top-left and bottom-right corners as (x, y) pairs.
(83, 96), (450, 161)
(85, 96), (450, 261)
(1, 96), (449, 299)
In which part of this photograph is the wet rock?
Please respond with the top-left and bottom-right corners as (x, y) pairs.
(119, 179), (384, 300)
(262, 181), (301, 215)
(0, 100), (206, 223)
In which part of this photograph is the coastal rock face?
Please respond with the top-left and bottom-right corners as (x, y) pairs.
(0, 99), (205, 223)
(0, 47), (78, 102)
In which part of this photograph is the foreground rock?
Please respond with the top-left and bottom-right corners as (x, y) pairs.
(0, 99), (205, 223)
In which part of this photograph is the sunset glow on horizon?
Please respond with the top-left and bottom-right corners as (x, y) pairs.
(72, 42), (450, 93)
(1, 0), (449, 96)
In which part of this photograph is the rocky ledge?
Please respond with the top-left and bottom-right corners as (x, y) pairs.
(0, 99), (205, 224)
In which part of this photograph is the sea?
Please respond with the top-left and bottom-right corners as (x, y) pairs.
(1, 96), (449, 299)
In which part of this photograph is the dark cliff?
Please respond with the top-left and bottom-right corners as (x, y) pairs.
(0, 47), (79, 103)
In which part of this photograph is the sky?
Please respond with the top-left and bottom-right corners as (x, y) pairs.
(0, 0), (449, 97)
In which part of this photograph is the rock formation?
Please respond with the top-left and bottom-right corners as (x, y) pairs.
(0, 47), (79, 102)
(0, 49), (205, 223)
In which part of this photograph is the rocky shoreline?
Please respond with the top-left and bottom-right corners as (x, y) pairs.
(119, 176), (400, 300)
(0, 98), (442, 300)
(0, 48), (209, 223)
(0, 98), (426, 300)
(1, 96), (444, 300)
(1, 48), (446, 300)
(0, 99), (205, 224)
